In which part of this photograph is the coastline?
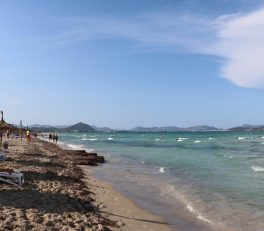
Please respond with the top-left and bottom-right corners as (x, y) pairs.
(0, 137), (173, 230)
(81, 167), (173, 231)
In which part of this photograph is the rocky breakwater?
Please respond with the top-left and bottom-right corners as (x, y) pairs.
(64, 150), (105, 166)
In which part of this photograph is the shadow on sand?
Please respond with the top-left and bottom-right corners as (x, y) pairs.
(0, 189), (93, 213)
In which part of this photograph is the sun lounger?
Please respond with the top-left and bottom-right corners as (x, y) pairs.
(0, 169), (24, 188)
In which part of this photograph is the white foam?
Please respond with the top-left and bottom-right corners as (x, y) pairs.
(238, 137), (246, 140)
(67, 144), (85, 150)
(194, 140), (201, 143)
(141, 161), (145, 164)
(161, 185), (214, 225)
(176, 137), (188, 142)
(107, 137), (114, 140)
(159, 167), (165, 173)
(208, 137), (215, 140)
(82, 138), (98, 141)
(186, 204), (195, 213)
(251, 166), (264, 172)
(197, 214), (212, 223)
(66, 143), (95, 153)
(238, 137), (252, 140)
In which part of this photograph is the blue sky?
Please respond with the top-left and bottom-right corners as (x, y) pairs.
(1, 0), (264, 129)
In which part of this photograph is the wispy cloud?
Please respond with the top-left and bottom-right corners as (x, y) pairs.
(29, 13), (217, 51)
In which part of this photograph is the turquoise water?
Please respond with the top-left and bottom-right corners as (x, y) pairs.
(57, 131), (264, 230)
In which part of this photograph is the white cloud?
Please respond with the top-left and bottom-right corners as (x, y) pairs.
(211, 8), (264, 88)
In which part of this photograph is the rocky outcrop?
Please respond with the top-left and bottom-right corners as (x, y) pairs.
(64, 149), (105, 166)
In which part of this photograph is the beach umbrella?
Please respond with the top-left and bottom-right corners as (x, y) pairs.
(0, 111), (17, 132)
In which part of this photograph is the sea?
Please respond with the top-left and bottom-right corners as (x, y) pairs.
(52, 131), (264, 230)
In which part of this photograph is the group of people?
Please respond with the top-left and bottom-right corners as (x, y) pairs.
(49, 133), (59, 144)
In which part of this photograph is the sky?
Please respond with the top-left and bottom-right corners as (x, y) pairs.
(1, 0), (264, 129)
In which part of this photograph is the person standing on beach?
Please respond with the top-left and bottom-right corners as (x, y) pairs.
(26, 130), (31, 142)
(49, 133), (52, 142)
(6, 130), (10, 139)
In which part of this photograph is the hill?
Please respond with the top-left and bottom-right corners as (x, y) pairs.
(63, 122), (95, 132)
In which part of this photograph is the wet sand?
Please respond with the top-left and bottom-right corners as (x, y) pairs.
(82, 167), (173, 231)
(0, 138), (172, 231)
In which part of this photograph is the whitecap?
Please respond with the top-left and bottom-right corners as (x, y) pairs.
(238, 137), (252, 140)
(194, 140), (201, 143)
(107, 137), (114, 140)
(67, 144), (85, 150)
(197, 214), (212, 223)
(176, 137), (188, 142)
(82, 138), (98, 141)
(159, 167), (165, 173)
(238, 137), (246, 140)
(208, 137), (215, 140)
(186, 204), (195, 213)
(251, 166), (264, 172)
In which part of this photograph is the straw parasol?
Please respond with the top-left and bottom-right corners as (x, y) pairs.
(0, 111), (17, 133)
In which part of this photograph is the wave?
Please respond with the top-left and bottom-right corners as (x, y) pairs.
(251, 166), (264, 172)
(238, 137), (253, 140)
(194, 140), (201, 143)
(159, 167), (165, 173)
(208, 137), (215, 140)
(238, 137), (246, 140)
(67, 144), (85, 150)
(155, 138), (165, 142)
(107, 137), (114, 141)
(82, 138), (98, 141)
(65, 143), (94, 153)
(176, 137), (188, 142)
(160, 185), (213, 225)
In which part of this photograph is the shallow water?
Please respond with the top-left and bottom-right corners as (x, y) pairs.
(57, 131), (264, 230)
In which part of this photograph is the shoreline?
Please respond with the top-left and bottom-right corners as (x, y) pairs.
(81, 167), (173, 231)
(55, 136), (216, 231)
(0, 137), (173, 230)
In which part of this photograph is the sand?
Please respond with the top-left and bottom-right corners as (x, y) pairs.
(82, 168), (173, 231)
(0, 138), (173, 231)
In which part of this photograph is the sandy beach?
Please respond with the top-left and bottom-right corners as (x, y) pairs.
(0, 138), (172, 231)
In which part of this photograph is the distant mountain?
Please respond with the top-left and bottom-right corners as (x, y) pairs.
(131, 125), (221, 132)
(229, 124), (264, 131)
(91, 126), (113, 132)
(64, 122), (95, 132)
(30, 122), (95, 132)
(131, 126), (182, 132)
(186, 125), (220, 131)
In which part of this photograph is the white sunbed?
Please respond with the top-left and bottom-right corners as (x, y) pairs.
(0, 169), (24, 188)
